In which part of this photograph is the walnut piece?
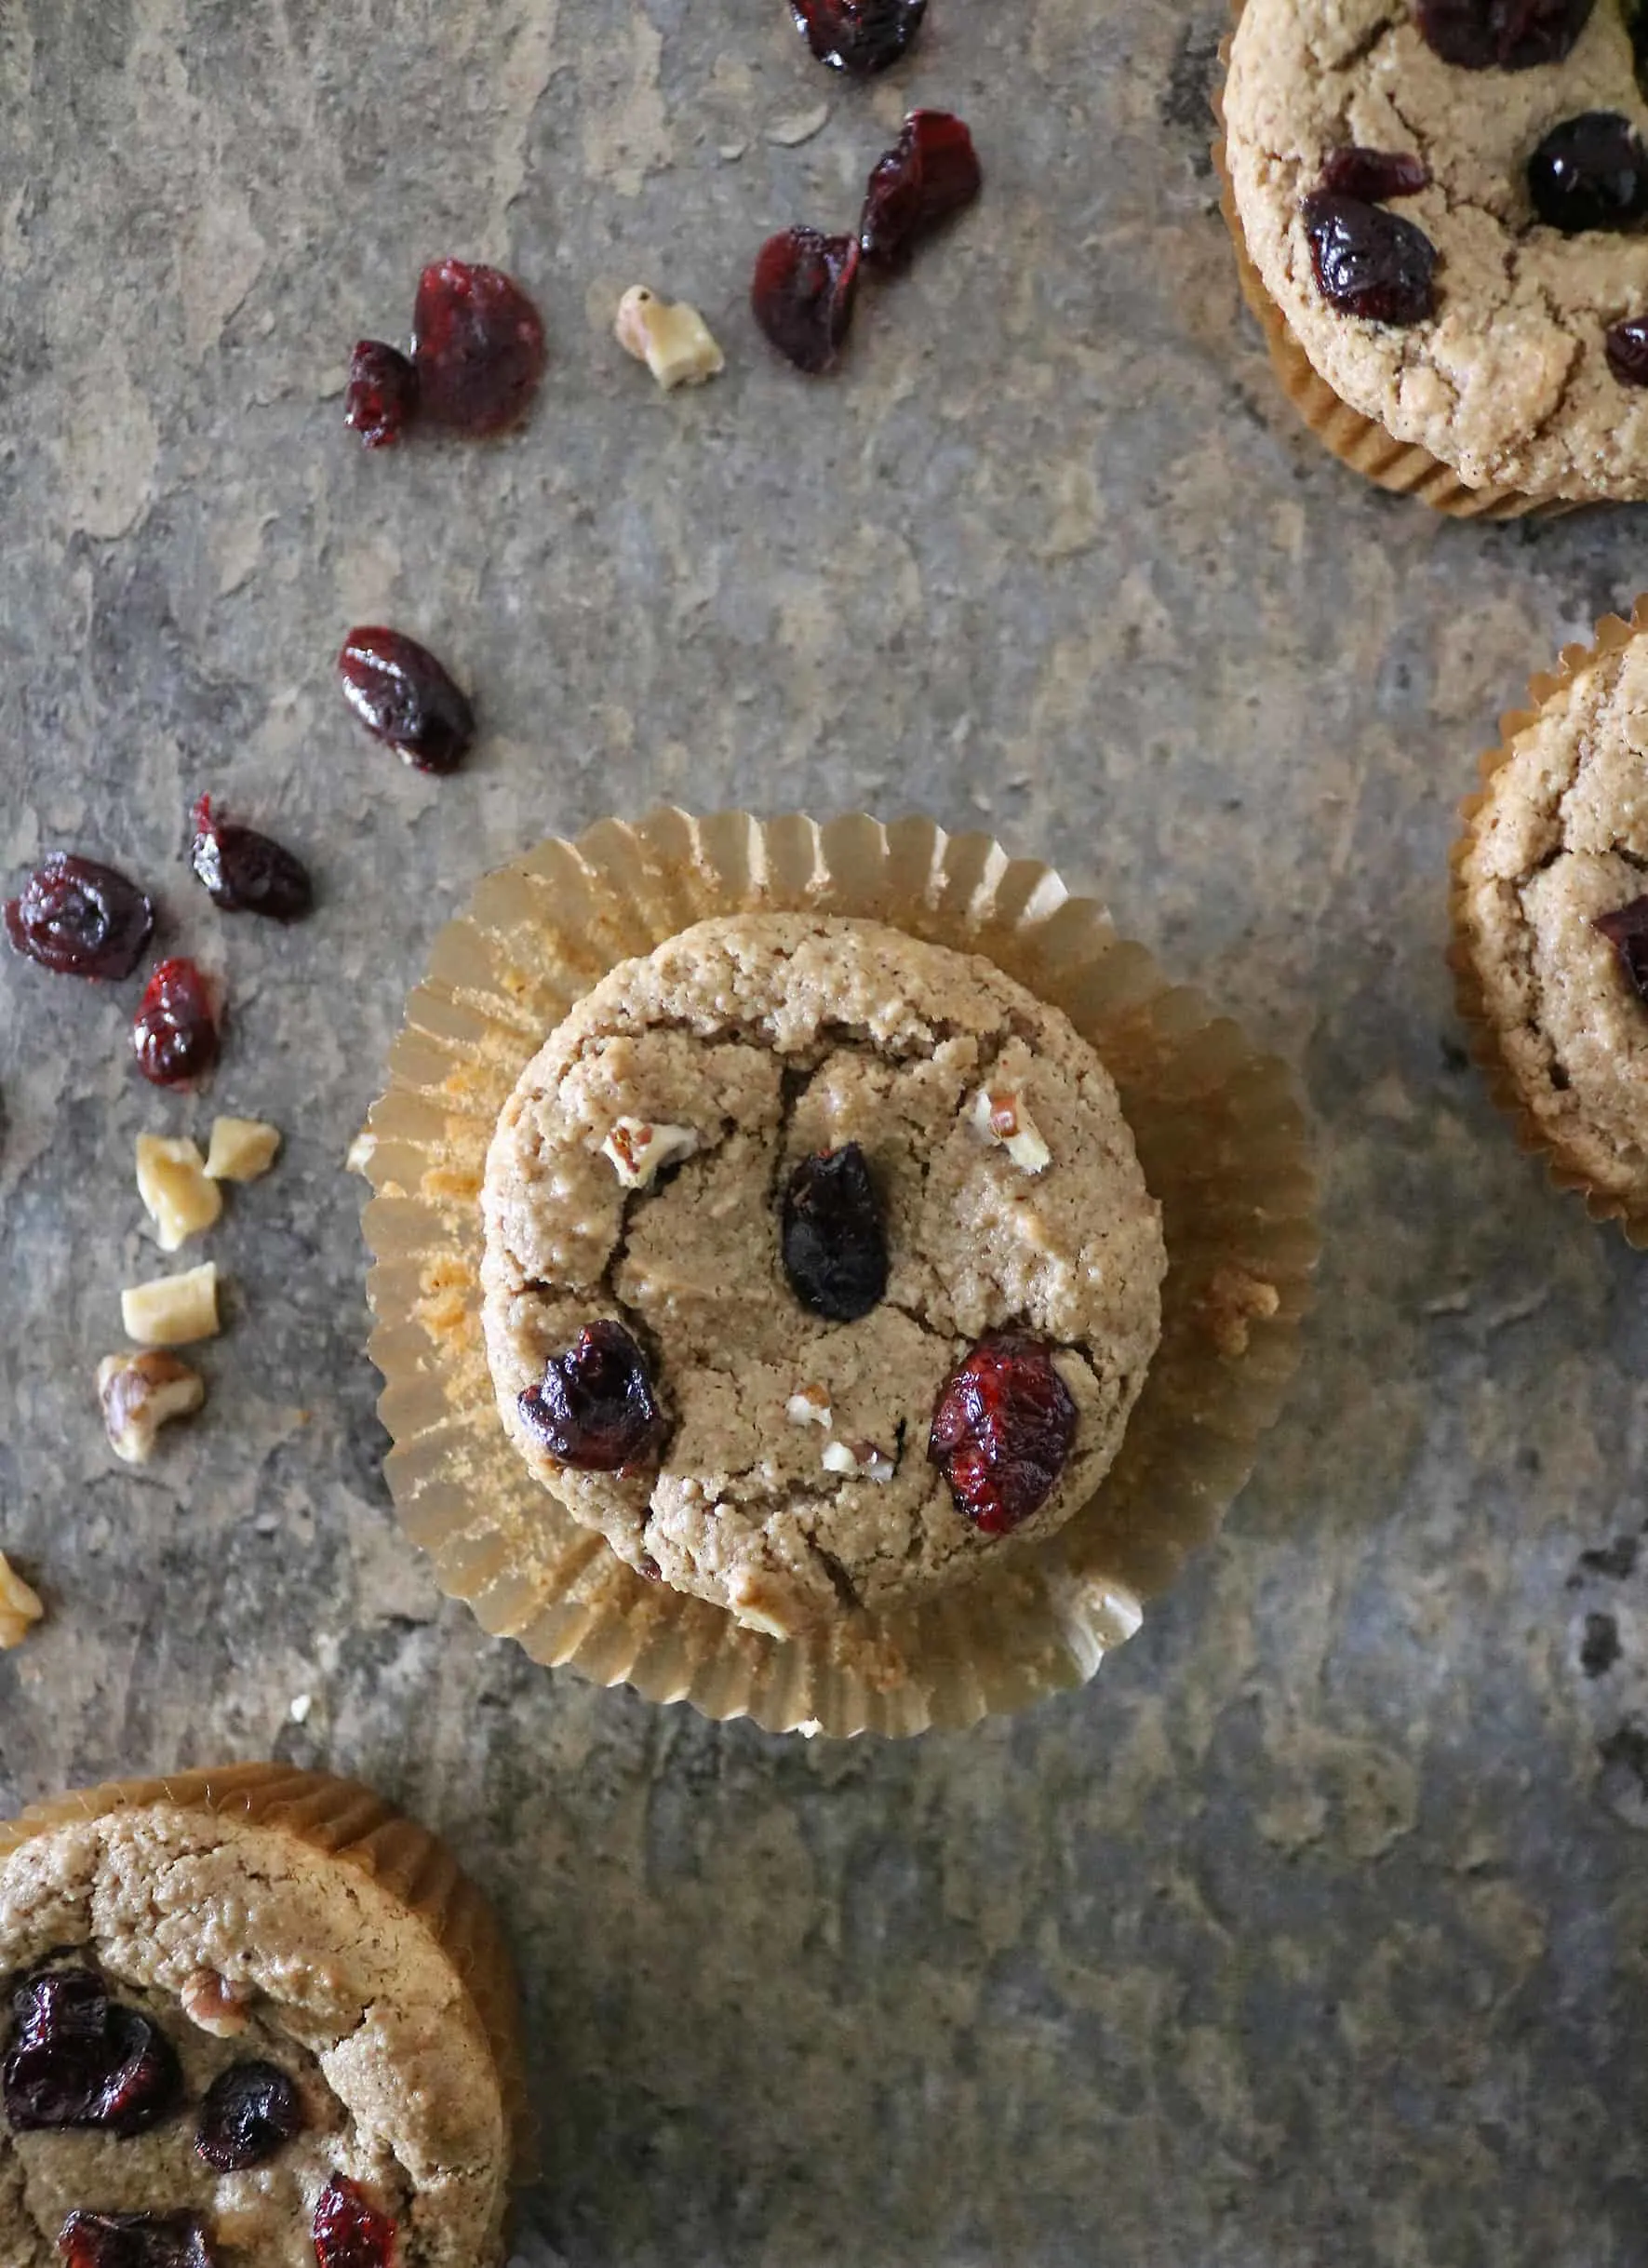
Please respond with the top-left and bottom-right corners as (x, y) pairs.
(121, 1263), (221, 1349)
(615, 286), (727, 391)
(98, 1351), (206, 1463)
(0, 1554), (43, 1647)
(601, 1116), (700, 1189)
(206, 1115), (281, 1183)
(728, 1570), (801, 1640)
(181, 1967), (252, 2038)
(968, 1085), (1052, 1174)
(786, 1384), (832, 1429)
(136, 1134), (223, 1253)
(822, 1438), (896, 1483)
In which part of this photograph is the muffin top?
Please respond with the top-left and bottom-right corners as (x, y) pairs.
(0, 1798), (508, 2268)
(480, 914), (1166, 1637)
(1457, 625), (1648, 1209)
(1224, 0), (1648, 501)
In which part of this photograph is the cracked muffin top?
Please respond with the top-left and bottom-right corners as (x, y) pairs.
(1224, 0), (1648, 500)
(479, 915), (1166, 1637)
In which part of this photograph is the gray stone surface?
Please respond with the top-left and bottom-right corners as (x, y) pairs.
(3, 2), (1648, 2261)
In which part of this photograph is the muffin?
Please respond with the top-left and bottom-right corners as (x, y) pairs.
(1220, 0), (1648, 507)
(1453, 601), (1648, 1234)
(0, 1765), (518, 2268)
(479, 913), (1168, 1643)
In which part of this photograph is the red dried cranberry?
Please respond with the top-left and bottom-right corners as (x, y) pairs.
(4, 854), (154, 980)
(751, 227), (862, 373)
(338, 628), (476, 775)
(1527, 114), (1648, 232)
(412, 261), (544, 436)
(519, 1321), (668, 1471)
(1415, 0), (1593, 68)
(195, 2059), (303, 2171)
(1606, 315), (1648, 384)
(312, 2175), (397, 2268)
(860, 111), (983, 273)
(1317, 146), (1429, 201)
(790, 0), (926, 74)
(59, 2211), (215, 2268)
(190, 797), (313, 921)
(5, 1966), (183, 2137)
(781, 1145), (889, 1322)
(1595, 895), (1648, 999)
(344, 342), (419, 449)
(1302, 191), (1439, 323)
(131, 959), (220, 1089)
(929, 1335), (1079, 1537)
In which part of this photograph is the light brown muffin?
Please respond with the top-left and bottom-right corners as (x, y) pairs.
(480, 913), (1167, 1639)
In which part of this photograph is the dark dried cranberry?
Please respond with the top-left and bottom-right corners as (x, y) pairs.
(1415, 0), (1593, 69)
(929, 1335), (1079, 1537)
(59, 2211), (215, 2268)
(338, 628), (476, 775)
(1529, 112), (1648, 232)
(131, 958), (219, 1089)
(1317, 146), (1430, 201)
(860, 111), (983, 272)
(1606, 315), (1648, 383)
(790, 0), (926, 73)
(344, 342), (419, 449)
(751, 228), (862, 373)
(5, 1966), (183, 2137)
(781, 1145), (889, 1322)
(195, 2059), (303, 2171)
(519, 1321), (668, 1471)
(1595, 895), (1648, 1000)
(190, 798), (313, 921)
(1302, 191), (1439, 323)
(4, 854), (154, 980)
(313, 2175), (397, 2268)
(412, 261), (544, 436)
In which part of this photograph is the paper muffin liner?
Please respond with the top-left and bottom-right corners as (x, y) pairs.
(361, 809), (1319, 1738)
(1449, 598), (1648, 1246)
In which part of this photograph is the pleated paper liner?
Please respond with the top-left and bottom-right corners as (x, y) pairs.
(1449, 599), (1648, 1247)
(362, 809), (1320, 1739)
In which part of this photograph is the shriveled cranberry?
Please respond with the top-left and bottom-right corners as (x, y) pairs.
(781, 1145), (889, 1322)
(4, 1966), (183, 2137)
(860, 111), (983, 272)
(131, 958), (219, 1089)
(752, 228), (862, 373)
(412, 261), (544, 436)
(338, 628), (476, 775)
(929, 1335), (1079, 1537)
(190, 798), (313, 921)
(1415, 0), (1593, 69)
(313, 2175), (398, 2268)
(4, 854), (154, 980)
(1527, 114), (1648, 232)
(519, 1321), (668, 1471)
(195, 2059), (303, 2171)
(59, 2211), (215, 2268)
(1606, 315), (1648, 384)
(1317, 146), (1429, 201)
(1595, 895), (1648, 999)
(790, 0), (926, 73)
(1302, 191), (1439, 323)
(344, 342), (419, 449)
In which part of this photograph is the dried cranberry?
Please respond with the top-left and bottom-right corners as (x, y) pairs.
(412, 261), (544, 436)
(1302, 191), (1439, 323)
(190, 798), (313, 921)
(59, 2211), (215, 2268)
(313, 2175), (397, 2268)
(1595, 895), (1648, 1000)
(4, 1966), (183, 2137)
(751, 227), (862, 373)
(1527, 114), (1648, 232)
(1415, 0), (1593, 68)
(1606, 315), (1648, 384)
(929, 1335), (1079, 1537)
(344, 342), (419, 450)
(1317, 146), (1430, 201)
(338, 628), (476, 775)
(4, 854), (154, 980)
(518, 1321), (668, 1471)
(790, 0), (926, 73)
(860, 111), (983, 272)
(781, 1145), (889, 1322)
(195, 2059), (303, 2172)
(131, 959), (220, 1089)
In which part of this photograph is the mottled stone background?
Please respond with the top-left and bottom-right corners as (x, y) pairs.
(3, 2), (1648, 2261)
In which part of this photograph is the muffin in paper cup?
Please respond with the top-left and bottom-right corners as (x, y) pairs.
(0, 1762), (525, 2264)
(1451, 599), (1648, 1245)
(361, 810), (1319, 1738)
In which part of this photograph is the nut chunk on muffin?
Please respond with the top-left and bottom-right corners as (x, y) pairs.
(480, 913), (1167, 1639)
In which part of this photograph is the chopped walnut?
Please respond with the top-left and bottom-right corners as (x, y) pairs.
(1201, 1265), (1281, 1359)
(968, 1085), (1052, 1174)
(121, 1262), (221, 1349)
(615, 286), (727, 391)
(822, 1438), (896, 1483)
(98, 1351), (206, 1463)
(786, 1385), (832, 1429)
(181, 1967), (252, 2038)
(601, 1116), (700, 1190)
(205, 1115), (281, 1183)
(0, 1553), (44, 1648)
(728, 1570), (801, 1641)
(136, 1134), (223, 1253)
